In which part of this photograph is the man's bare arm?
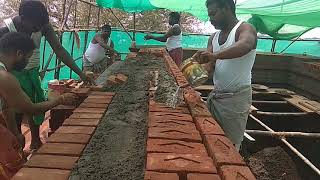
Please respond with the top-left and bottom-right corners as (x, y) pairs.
(213, 23), (257, 60)
(42, 24), (88, 81)
(145, 26), (181, 42)
(1, 73), (62, 114)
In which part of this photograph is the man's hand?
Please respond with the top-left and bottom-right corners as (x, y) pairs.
(59, 93), (78, 105)
(192, 51), (217, 64)
(80, 73), (96, 85)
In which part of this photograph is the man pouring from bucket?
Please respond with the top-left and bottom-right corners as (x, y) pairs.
(193, 0), (257, 150)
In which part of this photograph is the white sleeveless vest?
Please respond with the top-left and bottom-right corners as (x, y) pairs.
(212, 21), (256, 92)
(166, 24), (182, 51)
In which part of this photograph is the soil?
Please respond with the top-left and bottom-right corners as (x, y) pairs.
(246, 146), (301, 180)
(70, 53), (177, 180)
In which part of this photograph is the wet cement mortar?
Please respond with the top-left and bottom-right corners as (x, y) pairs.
(70, 53), (178, 180)
(246, 146), (301, 180)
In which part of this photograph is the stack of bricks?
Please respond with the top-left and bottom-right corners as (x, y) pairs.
(49, 88), (91, 133)
(12, 91), (115, 180)
(144, 50), (256, 180)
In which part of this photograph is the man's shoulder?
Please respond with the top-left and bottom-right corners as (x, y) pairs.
(0, 70), (15, 83)
(239, 22), (256, 33)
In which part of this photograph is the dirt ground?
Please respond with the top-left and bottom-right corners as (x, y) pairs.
(70, 53), (177, 180)
(246, 146), (301, 180)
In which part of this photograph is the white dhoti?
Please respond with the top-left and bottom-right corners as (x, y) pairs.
(207, 86), (252, 147)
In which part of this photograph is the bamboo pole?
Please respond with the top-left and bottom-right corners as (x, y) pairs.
(245, 129), (320, 139)
(249, 114), (320, 176)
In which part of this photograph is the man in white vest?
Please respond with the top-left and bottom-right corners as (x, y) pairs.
(144, 12), (183, 66)
(193, 0), (257, 150)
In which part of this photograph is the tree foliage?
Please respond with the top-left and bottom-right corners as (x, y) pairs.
(0, 0), (203, 33)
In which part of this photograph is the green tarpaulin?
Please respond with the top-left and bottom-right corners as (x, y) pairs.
(96, 0), (320, 40)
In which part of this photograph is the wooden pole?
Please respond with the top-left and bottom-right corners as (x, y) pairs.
(245, 129), (320, 139)
(82, 3), (92, 70)
(97, 8), (101, 31)
(108, 8), (133, 40)
(249, 114), (320, 176)
(70, 0), (77, 79)
(133, 12), (136, 41)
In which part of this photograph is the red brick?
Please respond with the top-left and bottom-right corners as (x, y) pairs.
(87, 95), (112, 99)
(107, 75), (118, 85)
(147, 139), (207, 155)
(69, 113), (104, 119)
(149, 106), (190, 114)
(219, 165), (256, 180)
(148, 127), (202, 142)
(70, 88), (90, 97)
(83, 98), (112, 104)
(187, 173), (221, 180)
(79, 103), (109, 108)
(89, 85), (106, 92)
(25, 155), (78, 170)
(149, 112), (193, 122)
(144, 171), (179, 180)
(149, 115), (193, 123)
(90, 91), (115, 96)
(47, 133), (91, 144)
(37, 143), (85, 156)
(187, 102), (212, 117)
(49, 105), (75, 131)
(116, 73), (128, 83)
(56, 126), (95, 135)
(146, 153), (217, 174)
(204, 135), (245, 166)
(73, 108), (106, 114)
(63, 118), (100, 126)
(148, 118), (197, 130)
(12, 168), (70, 180)
(194, 117), (225, 136)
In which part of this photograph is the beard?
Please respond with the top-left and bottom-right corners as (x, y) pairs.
(13, 59), (28, 71)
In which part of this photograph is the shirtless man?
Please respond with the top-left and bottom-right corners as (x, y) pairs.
(0, 32), (76, 179)
(0, 1), (93, 150)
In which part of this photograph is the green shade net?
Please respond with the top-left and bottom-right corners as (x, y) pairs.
(96, 0), (320, 40)
(96, 0), (158, 12)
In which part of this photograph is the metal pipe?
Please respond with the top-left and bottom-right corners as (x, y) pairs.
(252, 100), (288, 104)
(254, 111), (309, 116)
(249, 114), (320, 176)
(245, 129), (320, 139)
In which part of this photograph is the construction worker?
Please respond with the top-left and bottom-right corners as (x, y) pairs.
(193, 0), (257, 150)
(144, 12), (183, 66)
(0, 1), (93, 151)
(83, 24), (117, 74)
(0, 32), (77, 179)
